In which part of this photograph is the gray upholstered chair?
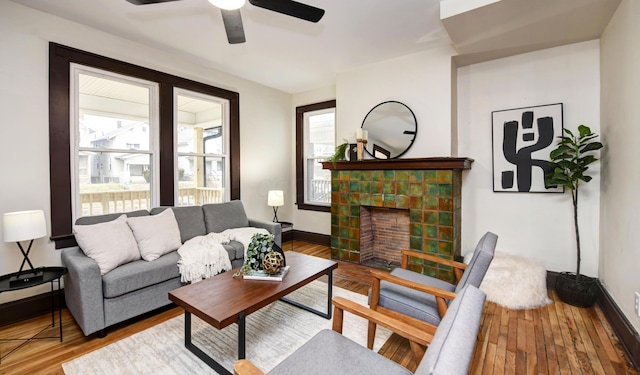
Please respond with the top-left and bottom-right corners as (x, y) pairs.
(367, 231), (497, 349)
(234, 285), (486, 375)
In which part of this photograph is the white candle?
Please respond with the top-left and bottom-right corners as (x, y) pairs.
(362, 130), (368, 141)
(356, 129), (363, 139)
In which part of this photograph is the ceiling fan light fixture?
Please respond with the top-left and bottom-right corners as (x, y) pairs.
(208, 0), (245, 10)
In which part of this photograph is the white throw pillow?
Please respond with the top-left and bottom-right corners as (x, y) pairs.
(73, 215), (141, 275)
(127, 209), (182, 261)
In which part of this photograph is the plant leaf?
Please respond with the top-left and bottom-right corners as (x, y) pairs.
(578, 125), (592, 137)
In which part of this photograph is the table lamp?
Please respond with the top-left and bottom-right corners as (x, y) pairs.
(3, 210), (47, 285)
(267, 190), (284, 222)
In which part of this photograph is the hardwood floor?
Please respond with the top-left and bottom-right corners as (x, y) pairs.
(0, 240), (637, 374)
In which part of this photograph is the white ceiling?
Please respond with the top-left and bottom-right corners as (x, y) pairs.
(11, 0), (621, 94)
(12, 0), (448, 94)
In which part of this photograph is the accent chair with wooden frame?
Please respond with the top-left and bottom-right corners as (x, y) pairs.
(367, 232), (497, 351)
(234, 285), (487, 375)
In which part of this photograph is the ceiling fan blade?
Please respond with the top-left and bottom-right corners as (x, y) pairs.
(221, 9), (246, 44)
(248, 0), (324, 23)
(125, 0), (181, 5)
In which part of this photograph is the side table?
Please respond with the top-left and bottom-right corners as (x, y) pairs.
(0, 266), (67, 362)
(279, 221), (293, 251)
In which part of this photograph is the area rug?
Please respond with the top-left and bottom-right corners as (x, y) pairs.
(62, 281), (391, 375)
(467, 251), (552, 310)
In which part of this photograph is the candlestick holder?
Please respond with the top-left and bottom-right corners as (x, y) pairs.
(356, 139), (368, 161)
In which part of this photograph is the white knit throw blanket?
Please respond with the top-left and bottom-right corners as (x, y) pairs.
(177, 227), (270, 283)
(178, 232), (231, 283)
(222, 227), (270, 257)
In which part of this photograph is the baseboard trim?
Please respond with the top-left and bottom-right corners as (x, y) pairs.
(291, 230), (330, 246)
(547, 270), (640, 369)
(597, 281), (640, 369)
(0, 289), (66, 327)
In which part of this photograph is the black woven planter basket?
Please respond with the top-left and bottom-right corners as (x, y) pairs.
(555, 272), (598, 308)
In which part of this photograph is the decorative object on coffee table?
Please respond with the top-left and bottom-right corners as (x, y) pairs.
(2, 210), (47, 286)
(262, 251), (285, 275)
(545, 124), (603, 308)
(235, 234), (286, 278)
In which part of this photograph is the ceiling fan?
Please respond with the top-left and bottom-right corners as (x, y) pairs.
(125, 0), (325, 44)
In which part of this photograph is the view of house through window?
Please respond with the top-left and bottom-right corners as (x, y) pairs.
(73, 66), (158, 218)
(303, 105), (335, 206)
(175, 89), (229, 206)
(71, 68), (233, 218)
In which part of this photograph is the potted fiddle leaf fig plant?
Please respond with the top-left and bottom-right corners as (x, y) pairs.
(545, 124), (603, 308)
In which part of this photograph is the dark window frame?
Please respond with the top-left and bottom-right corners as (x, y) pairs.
(49, 43), (240, 248)
(295, 100), (336, 212)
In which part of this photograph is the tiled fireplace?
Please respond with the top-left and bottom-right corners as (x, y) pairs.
(322, 158), (472, 283)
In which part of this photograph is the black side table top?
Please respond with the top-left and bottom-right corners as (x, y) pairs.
(0, 267), (67, 293)
(278, 221), (293, 229)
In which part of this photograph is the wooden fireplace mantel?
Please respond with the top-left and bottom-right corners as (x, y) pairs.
(321, 157), (474, 171)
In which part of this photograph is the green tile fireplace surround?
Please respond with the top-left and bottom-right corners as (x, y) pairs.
(322, 158), (473, 283)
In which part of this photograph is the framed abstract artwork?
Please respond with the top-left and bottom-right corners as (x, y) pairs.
(492, 103), (564, 193)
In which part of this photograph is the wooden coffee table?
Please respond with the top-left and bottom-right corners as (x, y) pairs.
(168, 251), (338, 375)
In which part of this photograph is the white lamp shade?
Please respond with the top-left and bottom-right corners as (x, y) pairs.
(268, 190), (284, 207)
(3, 210), (47, 242)
(208, 0), (245, 10)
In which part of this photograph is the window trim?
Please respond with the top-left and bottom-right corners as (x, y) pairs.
(49, 43), (240, 248)
(295, 100), (336, 212)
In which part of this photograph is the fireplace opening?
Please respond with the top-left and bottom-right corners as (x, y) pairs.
(360, 206), (410, 270)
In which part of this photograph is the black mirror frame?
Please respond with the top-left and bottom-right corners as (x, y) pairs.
(361, 101), (417, 159)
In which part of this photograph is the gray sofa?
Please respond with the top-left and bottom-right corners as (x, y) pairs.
(62, 200), (281, 337)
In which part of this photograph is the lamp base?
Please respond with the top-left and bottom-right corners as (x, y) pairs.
(10, 269), (44, 287)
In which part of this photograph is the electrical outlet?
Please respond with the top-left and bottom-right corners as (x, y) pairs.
(635, 292), (640, 317)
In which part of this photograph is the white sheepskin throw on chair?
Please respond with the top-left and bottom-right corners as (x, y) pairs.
(466, 251), (551, 310)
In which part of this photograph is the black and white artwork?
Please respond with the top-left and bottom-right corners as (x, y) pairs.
(492, 103), (563, 193)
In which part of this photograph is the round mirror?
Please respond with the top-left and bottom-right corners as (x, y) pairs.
(362, 101), (417, 159)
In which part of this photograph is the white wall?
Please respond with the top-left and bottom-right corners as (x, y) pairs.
(0, 1), (290, 303)
(336, 47), (457, 158)
(600, 0), (640, 332)
(457, 41), (602, 275)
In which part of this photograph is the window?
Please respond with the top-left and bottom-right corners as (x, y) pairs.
(71, 65), (158, 218)
(49, 43), (240, 248)
(175, 89), (229, 206)
(296, 100), (336, 212)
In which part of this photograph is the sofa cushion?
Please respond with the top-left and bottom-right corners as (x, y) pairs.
(102, 251), (181, 299)
(224, 240), (244, 261)
(203, 201), (249, 233)
(127, 209), (182, 261)
(73, 215), (141, 275)
(150, 206), (206, 243)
